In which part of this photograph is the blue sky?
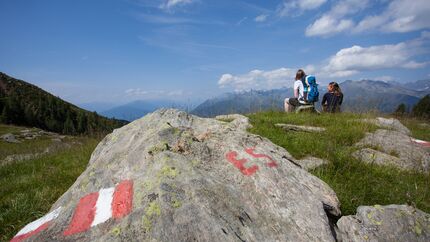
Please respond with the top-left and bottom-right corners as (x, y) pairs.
(1, 0), (429, 105)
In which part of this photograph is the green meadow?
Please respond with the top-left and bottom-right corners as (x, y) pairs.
(247, 111), (430, 216)
(1, 113), (429, 240)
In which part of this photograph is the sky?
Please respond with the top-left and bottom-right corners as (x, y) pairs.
(1, 0), (430, 105)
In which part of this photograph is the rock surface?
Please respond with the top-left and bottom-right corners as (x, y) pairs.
(275, 123), (326, 133)
(352, 148), (402, 168)
(337, 205), (430, 242)
(1, 133), (20, 143)
(297, 156), (329, 171)
(15, 109), (341, 242)
(355, 129), (429, 172)
(363, 117), (411, 135)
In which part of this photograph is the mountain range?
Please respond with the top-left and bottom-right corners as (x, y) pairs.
(99, 100), (194, 121)
(191, 79), (430, 117)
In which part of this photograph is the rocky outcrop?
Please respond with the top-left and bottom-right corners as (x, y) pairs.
(337, 205), (430, 242)
(355, 129), (429, 172)
(13, 109), (340, 242)
(275, 124), (326, 133)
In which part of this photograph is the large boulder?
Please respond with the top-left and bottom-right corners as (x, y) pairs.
(354, 129), (429, 172)
(337, 205), (430, 242)
(12, 109), (340, 242)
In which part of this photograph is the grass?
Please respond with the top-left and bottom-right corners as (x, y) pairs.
(0, 124), (54, 161)
(398, 117), (430, 141)
(0, 125), (99, 241)
(247, 111), (430, 215)
(0, 114), (429, 240)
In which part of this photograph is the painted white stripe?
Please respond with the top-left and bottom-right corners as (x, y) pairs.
(412, 138), (427, 144)
(91, 187), (115, 227)
(16, 207), (62, 236)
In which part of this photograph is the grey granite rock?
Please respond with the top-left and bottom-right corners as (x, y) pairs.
(352, 148), (403, 168)
(16, 109), (340, 242)
(355, 129), (429, 172)
(337, 205), (430, 242)
(297, 156), (329, 171)
(363, 117), (411, 135)
(275, 123), (326, 133)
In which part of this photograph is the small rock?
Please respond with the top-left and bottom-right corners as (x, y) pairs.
(352, 148), (403, 168)
(275, 123), (326, 133)
(337, 204), (430, 242)
(1, 133), (20, 143)
(297, 156), (329, 170)
(362, 117), (411, 135)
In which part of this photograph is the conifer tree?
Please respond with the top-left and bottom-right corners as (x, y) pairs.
(412, 95), (430, 119)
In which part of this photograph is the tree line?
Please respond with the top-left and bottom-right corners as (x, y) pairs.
(0, 73), (127, 135)
(394, 95), (430, 119)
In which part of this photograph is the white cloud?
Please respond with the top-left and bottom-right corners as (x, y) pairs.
(218, 34), (429, 90)
(218, 68), (297, 90)
(277, 0), (327, 17)
(355, 0), (430, 33)
(306, 0), (370, 37)
(255, 14), (268, 22)
(322, 38), (429, 77)
(307, 0), (430, 36)
(306, 15), (354, 37)
(160, 0), (194, 10)
(236, 17), (248, 26)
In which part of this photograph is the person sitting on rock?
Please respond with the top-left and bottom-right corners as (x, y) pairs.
(322, 82), (343, 113)
(284, 69), (307, 112)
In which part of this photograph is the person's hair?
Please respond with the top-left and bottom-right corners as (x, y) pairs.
(329, 82), (342, 96)
(295, 69), (306, 80)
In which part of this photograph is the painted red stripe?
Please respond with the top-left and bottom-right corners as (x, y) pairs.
(63, 192), (99, 236)
(245, 148), (278, 167)
(112, 180), (134, 219)
(226, 151), (259, 176)
(10, 222), (50, 242)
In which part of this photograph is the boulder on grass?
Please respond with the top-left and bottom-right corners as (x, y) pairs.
(12, 109), (340, 242)
(337, 205), (430, 242)
(355, 129), (429, 172)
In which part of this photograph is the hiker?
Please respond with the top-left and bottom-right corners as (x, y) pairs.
(322, 82), (343, 113)
(284, 69), (307, 112)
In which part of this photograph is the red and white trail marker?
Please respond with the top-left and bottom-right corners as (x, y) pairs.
(411, 138), (430, 148)
(11, 207), (62, 242)
(63, 180), (133, 236)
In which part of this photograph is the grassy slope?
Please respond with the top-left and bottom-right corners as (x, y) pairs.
(247, 111), (430, 216)
(0, 125), (99, 241)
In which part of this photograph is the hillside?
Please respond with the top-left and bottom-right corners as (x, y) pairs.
(0, 72), (127, 135)
(192, 79), (430, 117)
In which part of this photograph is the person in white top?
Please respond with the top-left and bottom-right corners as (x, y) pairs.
(284, 69), (307, 112)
